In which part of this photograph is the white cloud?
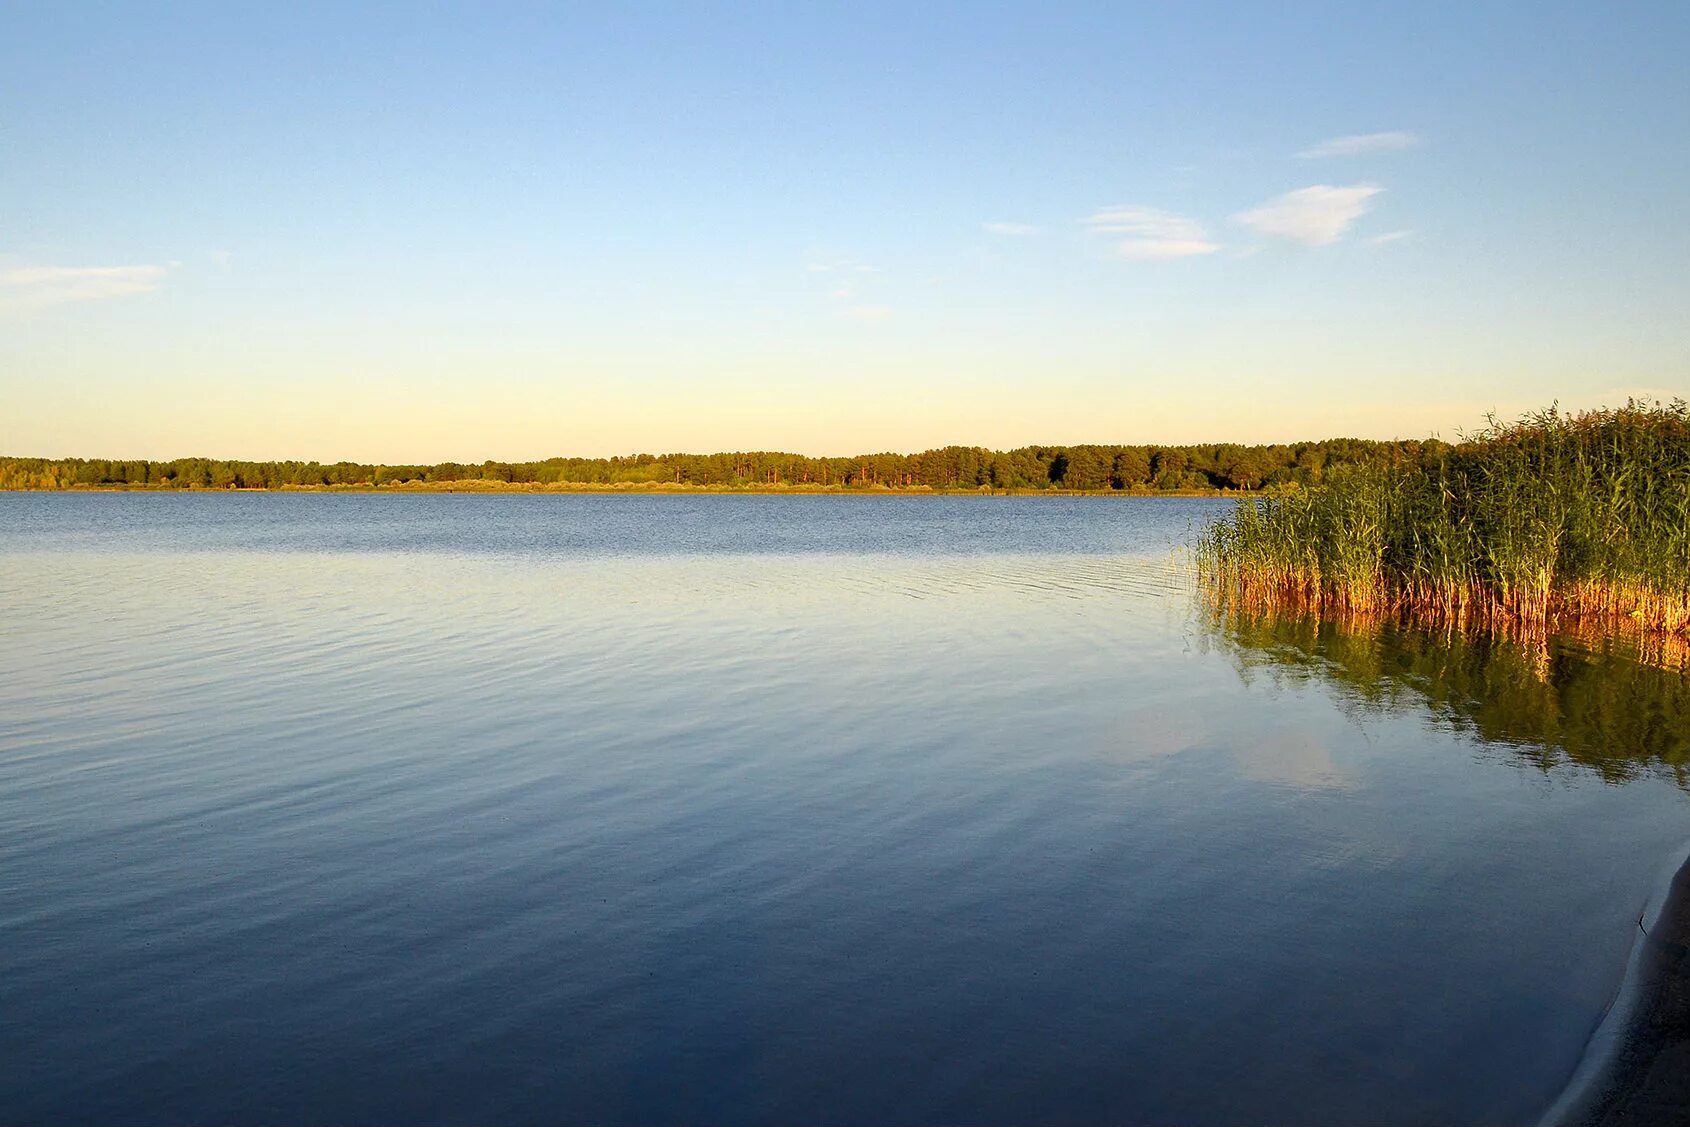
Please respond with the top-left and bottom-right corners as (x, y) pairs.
(847, 305), (892, 321)
(1115, 238), (1224, 260)
(1084, 205), (1221, 259)
(1297, 131), (1421, 159)
(1366, 229), (1413, 245)
(0, 264), (171, 312)
(983, 221), (1039, 236)
(1232, 185), (1382, 246)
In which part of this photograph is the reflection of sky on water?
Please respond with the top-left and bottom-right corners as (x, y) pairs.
(2, 495), (1687, 1126)
(1237, 723), (1360, 792)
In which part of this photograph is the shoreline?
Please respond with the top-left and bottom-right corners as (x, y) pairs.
(1541, 841), (1690, 1127)
(0, 484), (1237, 497)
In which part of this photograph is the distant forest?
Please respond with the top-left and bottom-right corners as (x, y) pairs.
(0, 439), (1451, 493)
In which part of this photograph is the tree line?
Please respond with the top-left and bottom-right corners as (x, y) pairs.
(0, 438), (1450, 492)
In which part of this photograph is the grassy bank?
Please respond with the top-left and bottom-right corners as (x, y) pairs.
(3, 479), (1227, 497)
(1196, 402), (1690, 637)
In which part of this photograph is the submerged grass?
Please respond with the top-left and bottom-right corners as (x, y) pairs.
(1197, 401), (1690, 638)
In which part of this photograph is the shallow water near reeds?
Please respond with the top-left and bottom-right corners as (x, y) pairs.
(3, 492), (1688, 1126)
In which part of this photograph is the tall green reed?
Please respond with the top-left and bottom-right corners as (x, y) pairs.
(1197, 401), (1690, 637)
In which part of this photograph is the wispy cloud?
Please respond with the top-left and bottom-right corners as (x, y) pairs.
(806, 255), (892, 320)
(0, 263), (171, 313)
(805, 258), (875, 274)
(1084, 205), (1220, 259)
(1232, 185), (1381, 246)
(1366, 229), (1413, 245)
(1297, 131), (1421, 159)
(983, 221), (1039, 236)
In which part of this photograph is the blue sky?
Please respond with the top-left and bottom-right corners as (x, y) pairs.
(2, 1), (1686, 460)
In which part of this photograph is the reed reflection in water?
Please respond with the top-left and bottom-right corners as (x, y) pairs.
(1206, 608), (1690, 791)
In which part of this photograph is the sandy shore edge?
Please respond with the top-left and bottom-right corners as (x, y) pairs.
(1539, 841), (1690, 1127)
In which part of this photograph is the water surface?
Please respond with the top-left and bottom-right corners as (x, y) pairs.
(2, 493), (1685, 1125)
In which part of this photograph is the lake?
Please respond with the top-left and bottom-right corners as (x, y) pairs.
(2, 492), (1686, 1125)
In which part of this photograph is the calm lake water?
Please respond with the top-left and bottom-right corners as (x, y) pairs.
(3, 493), (1687, 1126)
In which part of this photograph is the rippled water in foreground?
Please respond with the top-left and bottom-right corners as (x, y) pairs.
(3, 493), (1686, 1126)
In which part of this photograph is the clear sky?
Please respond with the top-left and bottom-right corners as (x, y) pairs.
(3, 1), (1686, 461)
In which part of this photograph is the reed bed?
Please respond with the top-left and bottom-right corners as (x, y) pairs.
(1197, 401), (1690, 638)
